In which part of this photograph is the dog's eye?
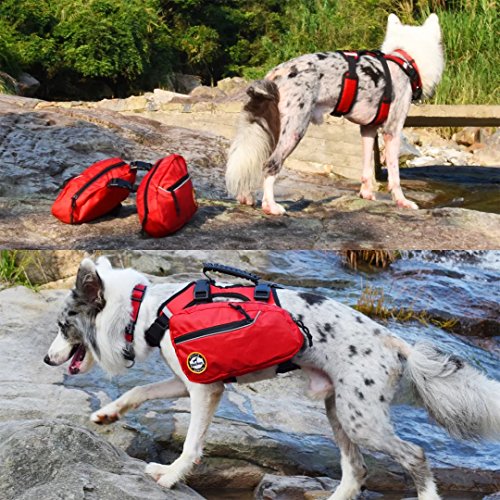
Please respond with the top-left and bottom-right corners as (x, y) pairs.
(67, 310), (77, 316)
(58, 321), (69, 334)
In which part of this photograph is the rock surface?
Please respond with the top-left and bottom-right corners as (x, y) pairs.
(0, 278), (499, 497)
(1, 95), (499, 249)
(0, 419), (201, 500)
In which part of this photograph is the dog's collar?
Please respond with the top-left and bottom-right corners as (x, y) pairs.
(123, 284), (147, 365)
(385, 49), (422, 101)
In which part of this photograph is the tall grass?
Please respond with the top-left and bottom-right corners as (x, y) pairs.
(432, 1), (499, 104)
(244, 0), (499, 105)
(0, 251), (35, 289)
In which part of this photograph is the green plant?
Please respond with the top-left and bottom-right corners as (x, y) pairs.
(0, 251), (36, 289)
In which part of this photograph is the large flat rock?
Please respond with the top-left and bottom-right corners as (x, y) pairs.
(1, 95), (499, 250)
(1, 196), (499, 249)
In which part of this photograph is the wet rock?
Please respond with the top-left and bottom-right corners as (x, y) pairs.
(254, 474), (340, 499)
(0, 419), (201, 500)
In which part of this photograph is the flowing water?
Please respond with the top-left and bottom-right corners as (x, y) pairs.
(262, 251), (500, 498)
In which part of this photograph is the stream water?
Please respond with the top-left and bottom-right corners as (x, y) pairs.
(263, 251), (500, 497)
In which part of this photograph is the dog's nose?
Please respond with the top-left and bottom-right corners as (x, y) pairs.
(44, 354), (56, 366)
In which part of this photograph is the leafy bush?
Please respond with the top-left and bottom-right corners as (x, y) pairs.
(0, 0), (497, 103)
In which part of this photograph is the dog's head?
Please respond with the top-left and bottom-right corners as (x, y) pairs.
(44, 257), (110, 375)
(382, 13), (444, 98)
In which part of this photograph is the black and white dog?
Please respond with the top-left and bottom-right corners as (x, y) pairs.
(225, 14), (445, 215)
(45, 257), (500, 500)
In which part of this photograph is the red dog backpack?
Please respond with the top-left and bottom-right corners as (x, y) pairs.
(170, 301), (305, 384)
(136, 154), (197, 237)
(51, 158), (136, 224)
(144, 263), (311, 384)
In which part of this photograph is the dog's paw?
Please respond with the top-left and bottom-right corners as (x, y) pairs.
(396, 198), (419, 210)
(262, 200), (286, 215)
(145, 462), (169, 481)
(237, 193), (255, 206)
(359, 189), (377, 201)
(91, 407), (120, 425)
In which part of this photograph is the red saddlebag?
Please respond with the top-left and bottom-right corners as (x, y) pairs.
(136, 154), (197, 237)
(170, 301), (305, 384)
(52, 158), (136, 224)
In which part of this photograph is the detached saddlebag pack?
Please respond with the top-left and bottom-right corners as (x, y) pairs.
(136, 154), (197, 237)
(170, 301), (305, 384)
(51, 158), (136, 224)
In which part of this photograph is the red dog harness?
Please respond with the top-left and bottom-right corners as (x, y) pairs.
(123, 264), (312, 383)
(331, 49), (422, 126)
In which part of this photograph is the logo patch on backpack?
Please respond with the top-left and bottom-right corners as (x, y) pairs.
(187, 352), (207, 374)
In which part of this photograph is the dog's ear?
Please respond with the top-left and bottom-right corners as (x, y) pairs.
(96, 256), (112, 271)
(424, 13), (441, 36)
(75, 258), (105, 308)
(387, 13), (402, 30)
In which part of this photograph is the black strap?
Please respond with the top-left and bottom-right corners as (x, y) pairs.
(276, 360), (300, 374)
(130, 160), (153, 171)
(107, 178), (134, 190)
(145, 314), (170, 347)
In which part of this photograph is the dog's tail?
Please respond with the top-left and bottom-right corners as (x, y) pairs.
(225, 80), (280, 200)
(398, 340), (500, 440)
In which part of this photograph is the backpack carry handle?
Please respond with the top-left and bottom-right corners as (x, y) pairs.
(202, 263), (261, 285)
(130, 160), (153, 171)
(107, 178), (134, 190)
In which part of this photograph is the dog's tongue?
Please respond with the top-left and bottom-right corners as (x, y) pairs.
(68, 345), (86, 375)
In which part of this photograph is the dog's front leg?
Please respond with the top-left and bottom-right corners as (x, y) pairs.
(359, 126), (378, 201)
(146, 382), (224, 488)
(262, 175), (286, 215)
(91, 377), (188, 424)
(384, 133), (418, 209)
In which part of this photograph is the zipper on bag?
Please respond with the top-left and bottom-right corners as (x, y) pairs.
(70, 160), (126, 223)
(174, 311), (261, 345)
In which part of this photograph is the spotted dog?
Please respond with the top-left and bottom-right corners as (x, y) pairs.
(45, 258), (500, 500)
(225, 14), (444, 215)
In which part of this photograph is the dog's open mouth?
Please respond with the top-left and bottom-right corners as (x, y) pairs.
(68, 344), (86, 375)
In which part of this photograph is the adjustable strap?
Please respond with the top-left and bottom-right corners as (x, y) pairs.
(130, 160), (153, 171)
(385, 49), (422, 101)
(145, 310), (170, 347)
(123, 284), (147, 366)
(107, 178), (134, 190)
(366, 50), (393, 126)
(331, 51), (359, 116)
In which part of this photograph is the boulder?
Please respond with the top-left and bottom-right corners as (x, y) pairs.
(0, 419), (202, 500)
(17, 72), (40, 97)
(254, 474), (340, 499)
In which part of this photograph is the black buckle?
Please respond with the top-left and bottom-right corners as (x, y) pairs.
(145, 314), (170, 348)
(254, 283), (271, 301)
(194, 279), (211, 302)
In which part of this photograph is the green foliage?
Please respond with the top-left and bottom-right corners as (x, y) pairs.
(0, 0), (173, 98)
(431, 0), (499, 104)
(0, 0), (497, 103)
(0, 251), (35, 289)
